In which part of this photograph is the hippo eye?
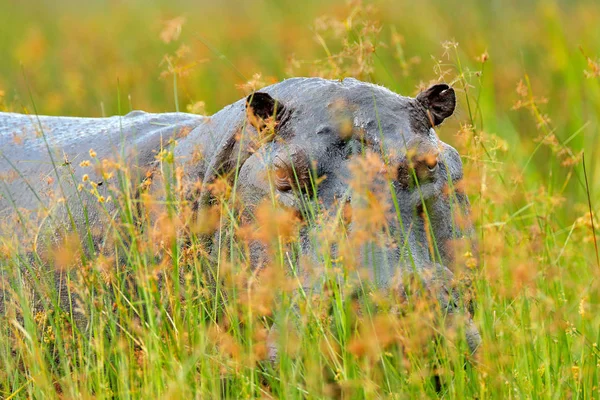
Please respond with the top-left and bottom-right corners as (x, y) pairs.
(396, 153), (439, 189)
(423, 154), (439, 173)
(274, 162), (293, 192)
(426, 159), (438, 172)
(273, 149), (312, 194)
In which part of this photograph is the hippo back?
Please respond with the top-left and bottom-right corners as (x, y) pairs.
(0, 111), (203, 245)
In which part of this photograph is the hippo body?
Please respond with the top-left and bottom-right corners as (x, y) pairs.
(0, 77), (479, 352)
(0, 111), (201, 222)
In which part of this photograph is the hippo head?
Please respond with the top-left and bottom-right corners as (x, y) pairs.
(218, 79), (467, 268)
(188, 77), (478, 352)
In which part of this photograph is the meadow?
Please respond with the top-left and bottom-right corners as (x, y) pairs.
(1, 0), (600, 398)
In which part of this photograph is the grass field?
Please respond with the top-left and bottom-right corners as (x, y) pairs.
(1, 0), (600, 398)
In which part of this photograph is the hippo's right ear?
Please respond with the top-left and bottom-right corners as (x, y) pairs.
(416, 84), (456, 126)
(246, 92), (287, 130)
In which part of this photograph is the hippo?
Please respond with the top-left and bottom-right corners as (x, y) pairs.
(0, 77), (480, 354)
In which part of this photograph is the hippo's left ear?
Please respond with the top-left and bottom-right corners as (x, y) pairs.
(416, 84), (456, 126)
(246, 92), (286, 126)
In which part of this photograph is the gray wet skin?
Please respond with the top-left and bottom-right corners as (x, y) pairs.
(0, 77), (480, 353)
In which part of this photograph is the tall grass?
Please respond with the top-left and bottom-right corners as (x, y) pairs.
(1, 0), (600, 398)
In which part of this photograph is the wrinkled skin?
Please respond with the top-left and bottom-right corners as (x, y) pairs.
(0, 77), (480, 353)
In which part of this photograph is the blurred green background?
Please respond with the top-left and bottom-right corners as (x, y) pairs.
(1, 0), (599, 218)
(2, 2), (600, 396)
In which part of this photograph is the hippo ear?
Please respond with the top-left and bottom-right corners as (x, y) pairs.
(416, 84), (456, 126)
(246, 92), (286, 125)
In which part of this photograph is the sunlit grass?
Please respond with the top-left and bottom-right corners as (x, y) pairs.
(1, 0), (600, 398)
